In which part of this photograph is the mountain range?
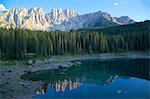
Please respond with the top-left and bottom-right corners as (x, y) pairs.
(0, 7), (135, 31)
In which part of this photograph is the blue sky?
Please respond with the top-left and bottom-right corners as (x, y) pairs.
(0, 0), (149, 21)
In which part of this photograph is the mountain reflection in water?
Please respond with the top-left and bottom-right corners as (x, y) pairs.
(21, 58), (150, 98)
(36, 79), (81, 94)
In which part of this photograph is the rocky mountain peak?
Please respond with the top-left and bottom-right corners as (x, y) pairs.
(0, 7), (135, 31)
(46, 8), (79, 25)
(28, 7), (44, 15)
(117, 16), (135, 24)
(63, 9), (79, 17)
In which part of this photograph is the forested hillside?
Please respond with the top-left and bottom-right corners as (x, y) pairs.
(0, 21), (149, 59)
(77, 20), (150, 35)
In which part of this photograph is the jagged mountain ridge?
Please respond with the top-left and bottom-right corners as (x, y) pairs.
(0, 7), (135, 31)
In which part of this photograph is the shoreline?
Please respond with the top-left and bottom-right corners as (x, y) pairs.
(0, 52), (150, 99)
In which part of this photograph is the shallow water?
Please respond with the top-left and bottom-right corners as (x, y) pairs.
(22, 58), (150, 99)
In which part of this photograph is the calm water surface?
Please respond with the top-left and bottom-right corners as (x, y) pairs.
(22, 58), (150, 99)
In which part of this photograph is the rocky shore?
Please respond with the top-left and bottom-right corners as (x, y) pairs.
(0, 52), (149, 99)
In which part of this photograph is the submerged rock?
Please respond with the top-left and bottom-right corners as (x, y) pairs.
(19, 82), (26, 86)
(24, 70), (32, 74)
(27, 60), (33, 65)
(59, 64), (68, 69)
(7, 69), (12, 73)
(59, 65), (65, 69)
(74, 61), (81, 65)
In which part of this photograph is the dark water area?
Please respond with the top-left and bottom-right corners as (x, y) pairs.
(21, 58), (150, 99)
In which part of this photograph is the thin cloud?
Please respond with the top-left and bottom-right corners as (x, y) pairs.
(0, 4), (7, 12)
(114, 2), (125, 6)
(114, 2), (119, 6)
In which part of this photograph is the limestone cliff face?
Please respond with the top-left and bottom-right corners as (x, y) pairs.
(0, 7), (79, 31)
(0, 7), (134, 31)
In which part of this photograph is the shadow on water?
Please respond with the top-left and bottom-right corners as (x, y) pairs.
(21, 58), (150, 98)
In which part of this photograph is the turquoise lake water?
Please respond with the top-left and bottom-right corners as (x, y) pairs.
(22, 58), (150, 99)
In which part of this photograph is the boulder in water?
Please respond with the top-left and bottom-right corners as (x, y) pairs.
(27, 60), (33, 65)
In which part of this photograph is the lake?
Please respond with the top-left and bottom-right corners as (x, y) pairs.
(22, 58), (150, 99)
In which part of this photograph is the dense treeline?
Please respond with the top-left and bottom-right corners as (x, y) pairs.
(77, 20), (150, 35)
(0, 21), (149, 59)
